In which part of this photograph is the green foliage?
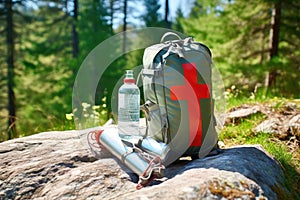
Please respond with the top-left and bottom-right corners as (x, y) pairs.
(181, 0), (300, 98)
(172, 7), (184, 32)
(141, 0), (163, 27)
(78, 0), (111, 57)
(0, 0), (115, 140)
(219, 112), (266, 143)
(0, 0), (300, 142)
(15, 1), (74, 137)
(0, 3), (299, 196)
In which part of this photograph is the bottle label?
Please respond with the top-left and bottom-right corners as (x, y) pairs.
(118, 93), (139, 122)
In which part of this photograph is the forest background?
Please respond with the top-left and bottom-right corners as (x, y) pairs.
(0, 0), (299, 141)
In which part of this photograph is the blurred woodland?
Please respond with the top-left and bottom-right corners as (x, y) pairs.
(0, 0), (299, 141)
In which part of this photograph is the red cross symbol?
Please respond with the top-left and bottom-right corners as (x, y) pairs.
(170, 63), (210, 147)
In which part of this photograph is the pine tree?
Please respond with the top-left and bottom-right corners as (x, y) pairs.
(107, 0), (122, 34)
(164, 0), (170, 28)
(17, 0), (77, 135)
(172, 6), (184, 32)
(72, 0), (79, 58)
(122, 0), (127, 52)
(141, 0), (163, 27)
(0, 2), (7, 140)
(78, 0), (111, 56)
(0, 0), (33, 140)
(5, 0), (17, 139)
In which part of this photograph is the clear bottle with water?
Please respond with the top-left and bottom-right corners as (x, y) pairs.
(118, 70), (141, 141)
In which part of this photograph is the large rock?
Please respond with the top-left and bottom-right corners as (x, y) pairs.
(0, 129), (293, 199)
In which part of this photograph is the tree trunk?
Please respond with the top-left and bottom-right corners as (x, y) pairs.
(72, 0), (79, 58)
(122, 0), (127, 53)
(109, 0), (114, 34)
(265, 1), (281, 89)
(165, 0), (170, 28)
(5, 0), (17, 139)
(260, 25), (267, 64)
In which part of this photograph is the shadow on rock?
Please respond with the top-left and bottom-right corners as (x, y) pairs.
(163, 145), (294, 199)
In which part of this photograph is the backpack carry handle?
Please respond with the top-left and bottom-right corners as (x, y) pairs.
(160, 32), (182, 43)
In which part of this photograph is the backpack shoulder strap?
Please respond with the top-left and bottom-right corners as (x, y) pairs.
(143, 43), (171, 71)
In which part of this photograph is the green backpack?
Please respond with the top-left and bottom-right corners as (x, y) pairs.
(141, 32), (218, 162)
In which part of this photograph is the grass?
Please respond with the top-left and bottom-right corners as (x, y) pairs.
(219, 113), (266, 145)
(219, 95), (300, 199)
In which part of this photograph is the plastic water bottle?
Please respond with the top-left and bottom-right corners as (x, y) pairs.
(118, 70), (141, 141)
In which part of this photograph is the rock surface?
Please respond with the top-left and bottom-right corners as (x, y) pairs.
(0, 128), (294, 199)
(224, 105), (261, 125)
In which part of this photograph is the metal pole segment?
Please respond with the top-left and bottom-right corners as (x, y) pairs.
(140, 137), (168, 157)
(98, 128), (149, 175)
(97, 127), (165, 189)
